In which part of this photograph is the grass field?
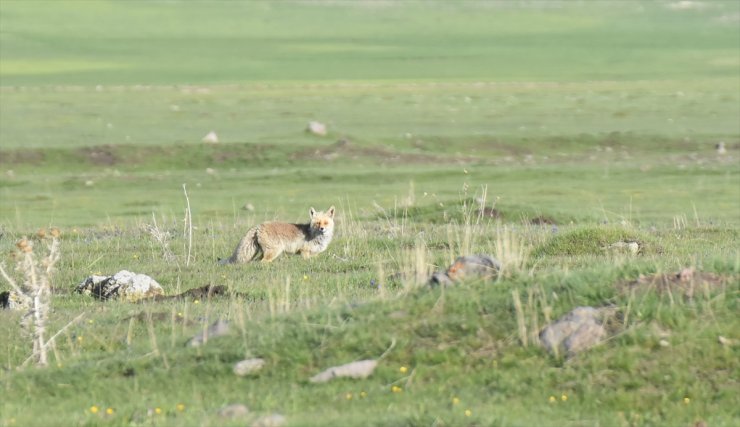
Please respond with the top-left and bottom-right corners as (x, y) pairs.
(1, 1), (739, 426)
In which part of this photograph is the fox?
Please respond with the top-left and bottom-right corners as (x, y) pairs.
(220, 206), (335, 264)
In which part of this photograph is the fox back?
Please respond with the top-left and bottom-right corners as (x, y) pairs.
(222, 206), (335, 264)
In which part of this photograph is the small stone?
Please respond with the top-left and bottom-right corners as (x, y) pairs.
(309, 359), (378, 383)
(233, 358), (265, 376)
(678, 267), (695, 281)
(540, 306), (609, 356)
(306, 121), (327, 136)
(716, 141), (726, 155)
(252, 413), (287, 427)
(606, 241), (640, 254)
(243, 203), (255, 212)
(218, 404), (249, 419)
(718, 336), (734, 346)
(188, 319), (230, 347)
(659, 339), (670, 347)
(202, 131), (219, 144)
(429, 254), (501, 287)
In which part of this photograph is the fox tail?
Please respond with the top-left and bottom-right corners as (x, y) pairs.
(220, 226), (260, 264)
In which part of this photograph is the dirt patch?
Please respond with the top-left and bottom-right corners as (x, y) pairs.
(122, 310), (195, 325)
(617, 268), (731, 298)
(480, 207), (501, 218)
(150, 284), (231, 301)
(529, 215), (556, 225)
(0, 149), (45, 165)
(291, 140), (451, 164)
(78, 145), (119, 166)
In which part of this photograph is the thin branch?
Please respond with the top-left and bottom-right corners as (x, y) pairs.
(21, 312), (86, 368)
(183, 183), (193, 266)
(0, 263), (25, 296)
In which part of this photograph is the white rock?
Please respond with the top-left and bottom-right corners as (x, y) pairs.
(113, 270), (165, 302)
(75, 270), (164, 302)
(202, 131), (219, 143)
(306, 121), (327, 136)
(309, 359), (377, 383)
(233, 358), (265, 376)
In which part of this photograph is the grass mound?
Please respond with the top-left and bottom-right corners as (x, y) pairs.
(533, 226), (656, 257)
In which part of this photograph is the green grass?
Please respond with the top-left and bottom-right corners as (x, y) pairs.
(1, 1), (739, 426)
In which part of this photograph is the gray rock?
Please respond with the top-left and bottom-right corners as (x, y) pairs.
(218, 404), (249, 419)
(0, 290), (31, 311)
(429, 254), (501, 287)
(76, 270), (164, 302)
(309, 359), (378, 383)
(539, 306), (608, 356)
(188, 319), (230, 347)
(233, 358), (266, 376)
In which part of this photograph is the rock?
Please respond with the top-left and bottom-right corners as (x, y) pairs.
(306, 121), (327, 136)
(202, 131), (219, 144)
(606, 241), (640, 254)
(76, 271), (164, 302)
(716, 141), (726, 155)
(428, 271), (453, 287)
(252, 413), (287, 427)
(218, 404), (249, 419)
(233, 358), (266, 376)
(539, 306), (608, 356)
(309, 359), (378, 383)
(718, 336), (734, 346)
(188, 319), (230, 347)
(678, 267), (695, 282)
(428, 254), (501, 287)
(243, 203), (255, 212)
(0, 290), (31, 311)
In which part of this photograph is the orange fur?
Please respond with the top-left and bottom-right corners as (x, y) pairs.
(221, 206), (335, 264)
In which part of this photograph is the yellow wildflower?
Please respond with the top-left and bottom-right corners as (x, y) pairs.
(89, 406), (99, 414)
(106, 408), (114, 415)
(176, 403), (186, 412)
(399, 366), (408, 374)
(548, 395), (556, 403)
(452, 397), (460, 405)
(391, 385), (402, 393)
(561, 394), (568, 402)
(464, 409), (472, 417)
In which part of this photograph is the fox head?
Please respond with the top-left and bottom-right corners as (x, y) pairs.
(309, 206), (335, 234)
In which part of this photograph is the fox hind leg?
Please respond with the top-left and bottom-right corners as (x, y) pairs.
(260, 243), (282, 263)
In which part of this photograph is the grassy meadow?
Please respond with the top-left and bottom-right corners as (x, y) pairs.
(1, 1), (739, 426)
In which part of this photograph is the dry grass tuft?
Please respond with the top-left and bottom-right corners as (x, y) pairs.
(0, 229), (61, 366)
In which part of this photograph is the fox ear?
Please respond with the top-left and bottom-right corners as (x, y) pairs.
(327, 206), (335, 218)
(310, 207), (316, 218)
